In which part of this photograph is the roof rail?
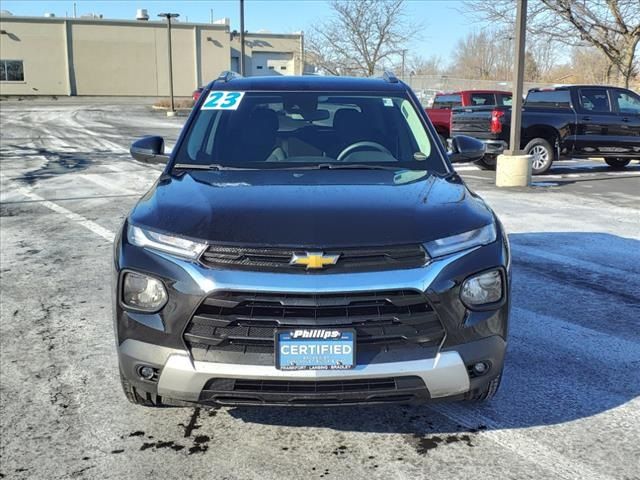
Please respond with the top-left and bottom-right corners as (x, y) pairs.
(216, 70), (243, 83)
(382, 70), (399, 84)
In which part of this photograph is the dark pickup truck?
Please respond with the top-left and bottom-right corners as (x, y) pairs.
(426, 90), (512, 143)
(451, 85), (640, 174)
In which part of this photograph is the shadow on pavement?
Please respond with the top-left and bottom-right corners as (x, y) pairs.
(226, 232), (640, 434)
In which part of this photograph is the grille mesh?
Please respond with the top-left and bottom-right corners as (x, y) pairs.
(184, 290), (444, 361)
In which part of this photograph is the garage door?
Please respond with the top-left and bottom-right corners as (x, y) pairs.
(251, 52), (294, 76)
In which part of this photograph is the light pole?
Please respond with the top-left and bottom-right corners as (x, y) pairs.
(495, 0), (532, 187)
(239, 0), (246, 75)
(158, 12), (179, 116)
(508, 2), (526, 156)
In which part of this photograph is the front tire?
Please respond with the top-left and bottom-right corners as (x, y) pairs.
(605, 158), (631, 169)
(524, 138), (554, 175)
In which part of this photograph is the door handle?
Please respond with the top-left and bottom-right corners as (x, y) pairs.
(582, 116), (591, 121)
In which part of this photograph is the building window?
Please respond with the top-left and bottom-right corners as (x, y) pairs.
(280, 66), (287, 70)
(0, 60), (24, 82)
(268, 66), (275, 70)
(256, 65), (263, 70)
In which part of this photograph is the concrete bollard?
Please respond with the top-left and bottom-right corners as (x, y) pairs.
(166, 110), (177, 117)
(496, 154), (533, 187)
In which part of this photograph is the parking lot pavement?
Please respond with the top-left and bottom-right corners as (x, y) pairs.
(1, 101), (639, 480)
(455, 160), (640, 210)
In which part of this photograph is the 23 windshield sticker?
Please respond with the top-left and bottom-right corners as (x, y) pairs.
(201, 91), (245, 110)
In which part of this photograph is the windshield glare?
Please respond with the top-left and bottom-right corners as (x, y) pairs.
(176, 91), (444, 171)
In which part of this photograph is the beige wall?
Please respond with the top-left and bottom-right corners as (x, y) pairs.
(70, 22), (223, 96)
(71, 22), (161, 96)
(0, 19), (69, 95)
(198, 27), (231, 86)
(0, 18), (301, 96)
(153, 25), (197, 97)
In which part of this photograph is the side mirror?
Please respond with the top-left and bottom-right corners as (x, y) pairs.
(448, 135), (486, 163)
(130, 136), (169, 164)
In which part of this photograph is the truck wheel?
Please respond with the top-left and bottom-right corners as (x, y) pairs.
(465, 373), (502, 402)
(120, 370), (163, 407)
(605, 158), (630, 169)
(524, 138), (554, 174)
(476, 155), (497, 170)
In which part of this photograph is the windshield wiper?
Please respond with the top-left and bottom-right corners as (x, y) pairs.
(311, 163), (411, 171)
(173, 163), (254, 171)
(172, 162), (429, 172)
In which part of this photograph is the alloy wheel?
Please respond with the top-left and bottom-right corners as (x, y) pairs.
(530, 145), (549, 170)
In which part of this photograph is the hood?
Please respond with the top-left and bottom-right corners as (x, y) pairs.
(129, 169), (494, 248)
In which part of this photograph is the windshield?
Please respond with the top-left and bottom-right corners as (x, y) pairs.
(174, 91), (444, 172)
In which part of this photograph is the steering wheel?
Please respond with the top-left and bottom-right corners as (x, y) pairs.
(336, 141), (392, 161)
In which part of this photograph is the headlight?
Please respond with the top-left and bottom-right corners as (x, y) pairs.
(127, 224), (207, 259)
(424, 223), (496, 258)
(122, 271), (168, 312)
(460, 270), (503, 307)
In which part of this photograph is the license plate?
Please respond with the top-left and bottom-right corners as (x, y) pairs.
(276, 329), (355, 370)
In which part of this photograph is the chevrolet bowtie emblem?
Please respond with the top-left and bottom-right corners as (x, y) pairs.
(290, 252), (340, 269)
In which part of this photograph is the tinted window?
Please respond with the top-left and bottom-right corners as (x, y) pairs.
(525, 90), (571, 108)
(177, 92), (443, 171)
(498, 94), (512, 106)
(579, 88), (611, 113)
(0, 60), (24, 81)
(432, 94), (462, 109)
(470, 93), (496, 106)
(611, 90), (640, 114)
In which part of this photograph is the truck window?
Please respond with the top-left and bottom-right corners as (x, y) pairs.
(525, 90), (571, 108)
(470, 93), (496, 106)
(498, 94), (512, 106)
(611, 90), (640, 115)
(579, 88), (611, 113)
(433, 94), (462, 109)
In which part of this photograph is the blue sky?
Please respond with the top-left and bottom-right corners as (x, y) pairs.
(1, 0), (474, 61)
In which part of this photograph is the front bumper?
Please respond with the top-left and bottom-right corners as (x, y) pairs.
(118, 335), (506, 406)
(114, 224), (511, 406)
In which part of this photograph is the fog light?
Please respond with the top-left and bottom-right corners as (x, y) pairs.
(460, 269), (502, 307)
(138, 366), (155, 380)
(473, 362), (489, 376)
(122, 271), (167, 312)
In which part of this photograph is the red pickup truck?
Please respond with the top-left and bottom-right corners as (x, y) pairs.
(426, 90), (513, 143)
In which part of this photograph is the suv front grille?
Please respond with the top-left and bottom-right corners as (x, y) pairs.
(199, 244), (427, 273)
(184, 290), (445, 362)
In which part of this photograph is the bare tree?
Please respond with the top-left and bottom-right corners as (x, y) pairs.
(306, 0), (420, 76)
(402, 54), (443, 76)
(448, 29), (545, 81)
(451, 30), (525, 80)
(451, 30), (500, 79)
(571, 47), (614, 83)
(527, 36), (557, 80)
(547, 47), (613, 83)
(524, 51), (541, 80)
(465, 0), (640, 87)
